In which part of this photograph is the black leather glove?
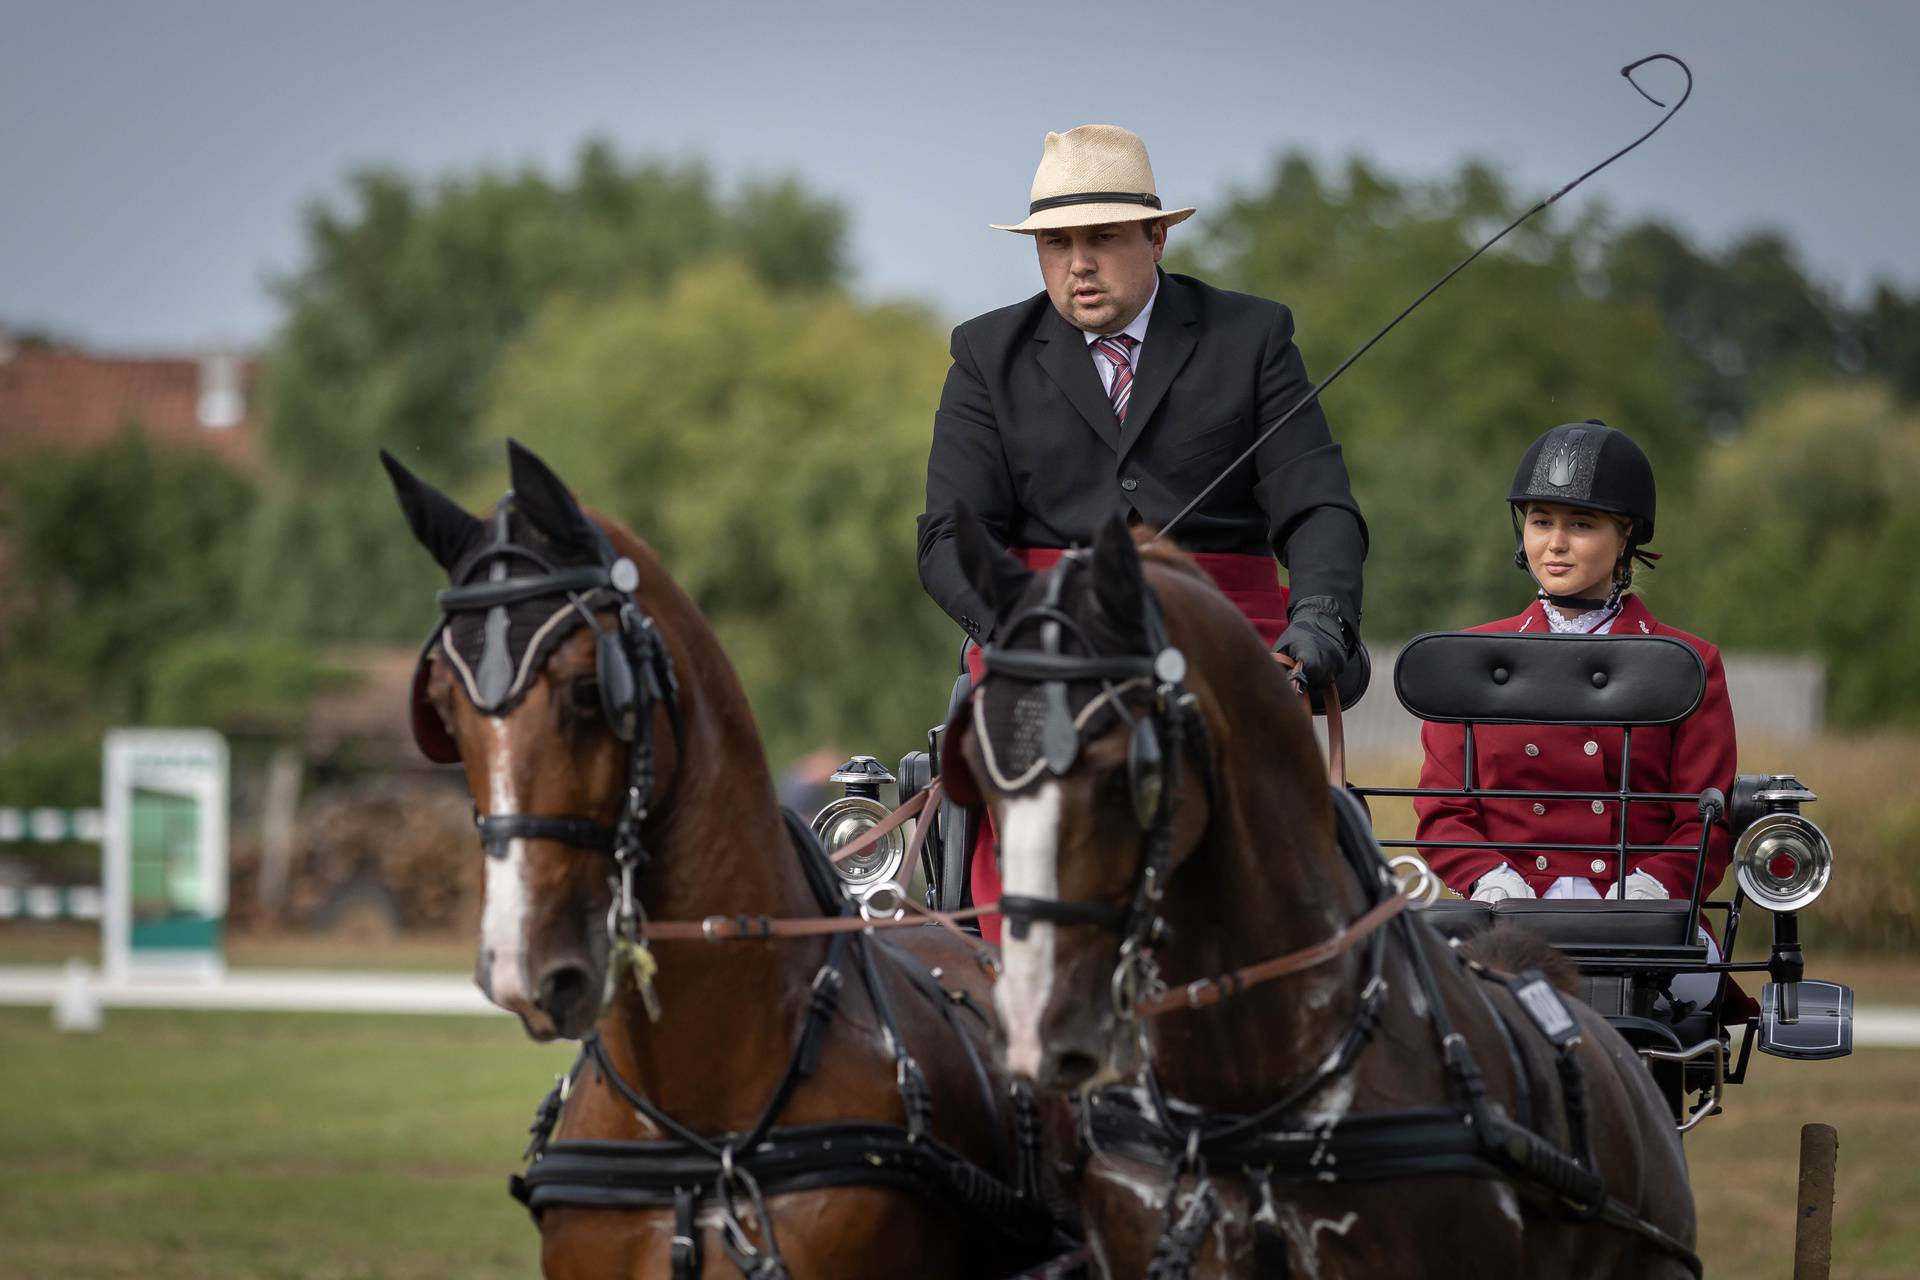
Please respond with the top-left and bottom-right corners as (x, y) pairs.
(1272, 596), (1351, 689)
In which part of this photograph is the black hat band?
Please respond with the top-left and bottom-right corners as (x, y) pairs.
(1028, 191), (1162, 215)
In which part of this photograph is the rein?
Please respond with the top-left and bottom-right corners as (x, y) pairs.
(1135, 889), (1406, 1018)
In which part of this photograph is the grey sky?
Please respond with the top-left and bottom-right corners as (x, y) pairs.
(4, 0), (1914, 352)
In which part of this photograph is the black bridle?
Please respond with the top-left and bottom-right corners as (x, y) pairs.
(978, 551), (1216, 1020)
(422, 495), (683, 1004)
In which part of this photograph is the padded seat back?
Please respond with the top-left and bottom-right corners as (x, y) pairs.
(1395, 632), (1706, 726)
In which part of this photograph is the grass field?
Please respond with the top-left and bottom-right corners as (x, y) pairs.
(1, 1005), (1914, 1278)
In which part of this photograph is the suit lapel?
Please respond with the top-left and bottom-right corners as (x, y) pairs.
(1035, 306), (1119, 453)
(1117, 272), (1197, 462)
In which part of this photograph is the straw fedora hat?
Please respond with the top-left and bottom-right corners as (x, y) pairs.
(991, 124), (1196, 234)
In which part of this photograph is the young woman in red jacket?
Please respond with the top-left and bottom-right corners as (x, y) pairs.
(1415, 421), (1737, 931)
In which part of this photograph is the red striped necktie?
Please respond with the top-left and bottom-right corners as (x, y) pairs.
(1092, 333), (1140, 422)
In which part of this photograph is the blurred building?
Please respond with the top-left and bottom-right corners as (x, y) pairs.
(0, 328), (259, 467)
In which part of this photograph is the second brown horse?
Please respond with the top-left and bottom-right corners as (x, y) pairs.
(941, 512), (1697, 1279)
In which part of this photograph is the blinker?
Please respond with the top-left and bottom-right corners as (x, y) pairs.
(1127, 716), (1164, 829)
(597, 624), (639, 741)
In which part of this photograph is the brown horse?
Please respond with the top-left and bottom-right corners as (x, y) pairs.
(384, 442), (1073, 1279)
(940, 512), (1698, 1279)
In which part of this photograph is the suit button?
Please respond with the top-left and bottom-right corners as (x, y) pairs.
(1531, 802), (1546, 815)
(1590, 859), (1608, 874)
(1591, 800), (1606, 814)
(1535, 855), (1549, 870)
(1120, 478), (1139, 492)
(1583, 741), (1599, 756)
(1525, 743), (1540, 757)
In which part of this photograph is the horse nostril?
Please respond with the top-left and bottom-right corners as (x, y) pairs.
(536, 965), (590, 1023)
(1049, 1049), (1101, 1088)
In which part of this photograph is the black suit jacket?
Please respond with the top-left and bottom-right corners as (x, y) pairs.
(917, 270), (1367, 641)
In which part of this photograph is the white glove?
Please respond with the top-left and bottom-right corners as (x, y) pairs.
(1471, 865), (1537, 903)
(1608, 870), (1669, 900)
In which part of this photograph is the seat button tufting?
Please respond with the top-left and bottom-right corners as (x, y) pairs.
(1592, 670), (1608, 688)
(1492, 666), (1510, 685)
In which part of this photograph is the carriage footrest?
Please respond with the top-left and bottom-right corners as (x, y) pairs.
(1756, 980), (1853, 1060)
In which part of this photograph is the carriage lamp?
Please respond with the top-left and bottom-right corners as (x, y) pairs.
(1733, 811), (1833, 914)
(811, 756), (907, 899)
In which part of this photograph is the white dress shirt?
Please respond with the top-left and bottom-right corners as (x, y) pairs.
(1081, 276), (1159, 395)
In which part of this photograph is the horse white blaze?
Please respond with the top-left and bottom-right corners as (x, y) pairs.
(480, 726), (533, 1012)
(995, 783), (1062, 1079)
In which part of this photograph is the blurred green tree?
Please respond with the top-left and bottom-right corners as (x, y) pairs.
(1663, 382), (1920, 726)
(477, 260), (956, 762)
(0, 425), (255, 736)
(249, 141), (847, 643)
(1601, 224), (1850, 429)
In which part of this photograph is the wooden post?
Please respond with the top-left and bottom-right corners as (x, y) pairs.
(1793, 1122), (1838, 1279)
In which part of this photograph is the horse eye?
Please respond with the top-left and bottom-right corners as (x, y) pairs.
(568, 679), (601, 714)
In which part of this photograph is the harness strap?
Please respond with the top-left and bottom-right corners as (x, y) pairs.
(1136, 891), (1407, 1017)
(518, 1125), (1059, 1239)
(671, 1184), (701, 1280)
(476, 813), (616, 857)
(999, 894), (1129, 938)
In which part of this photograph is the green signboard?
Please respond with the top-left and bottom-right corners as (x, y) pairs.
(103, 730), (228, 980)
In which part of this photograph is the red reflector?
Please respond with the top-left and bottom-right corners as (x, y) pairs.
(1768, 852), (1799, 881)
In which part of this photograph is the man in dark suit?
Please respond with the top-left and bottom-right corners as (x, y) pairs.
(918, 124), (1368, 935)
(916, 124), (1367, 688)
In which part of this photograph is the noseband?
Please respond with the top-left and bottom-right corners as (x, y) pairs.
(417, 496), (683, 999)
(975, 551), (1213, 1018)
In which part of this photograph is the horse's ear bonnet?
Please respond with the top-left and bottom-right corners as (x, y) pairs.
(970, 515), (1174, 829)
(386, 441), (645, 762)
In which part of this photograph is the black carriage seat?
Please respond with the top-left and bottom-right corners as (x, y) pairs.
(1423, 899), (1715, 1047)
(1382, 631), (1716, 997)
(1421, 898), (1702, 957)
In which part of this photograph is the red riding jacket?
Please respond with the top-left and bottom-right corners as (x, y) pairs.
(1414, 595), (1737, 901)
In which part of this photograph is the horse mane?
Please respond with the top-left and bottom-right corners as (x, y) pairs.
(1460, 923), (1580, 996)
(1131, 526), (1211, 584)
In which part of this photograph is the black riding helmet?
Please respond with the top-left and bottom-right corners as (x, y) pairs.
(1508, 419), (1657, 598)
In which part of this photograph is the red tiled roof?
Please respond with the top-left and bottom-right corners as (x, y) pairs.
(0, 345), (259, 467)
